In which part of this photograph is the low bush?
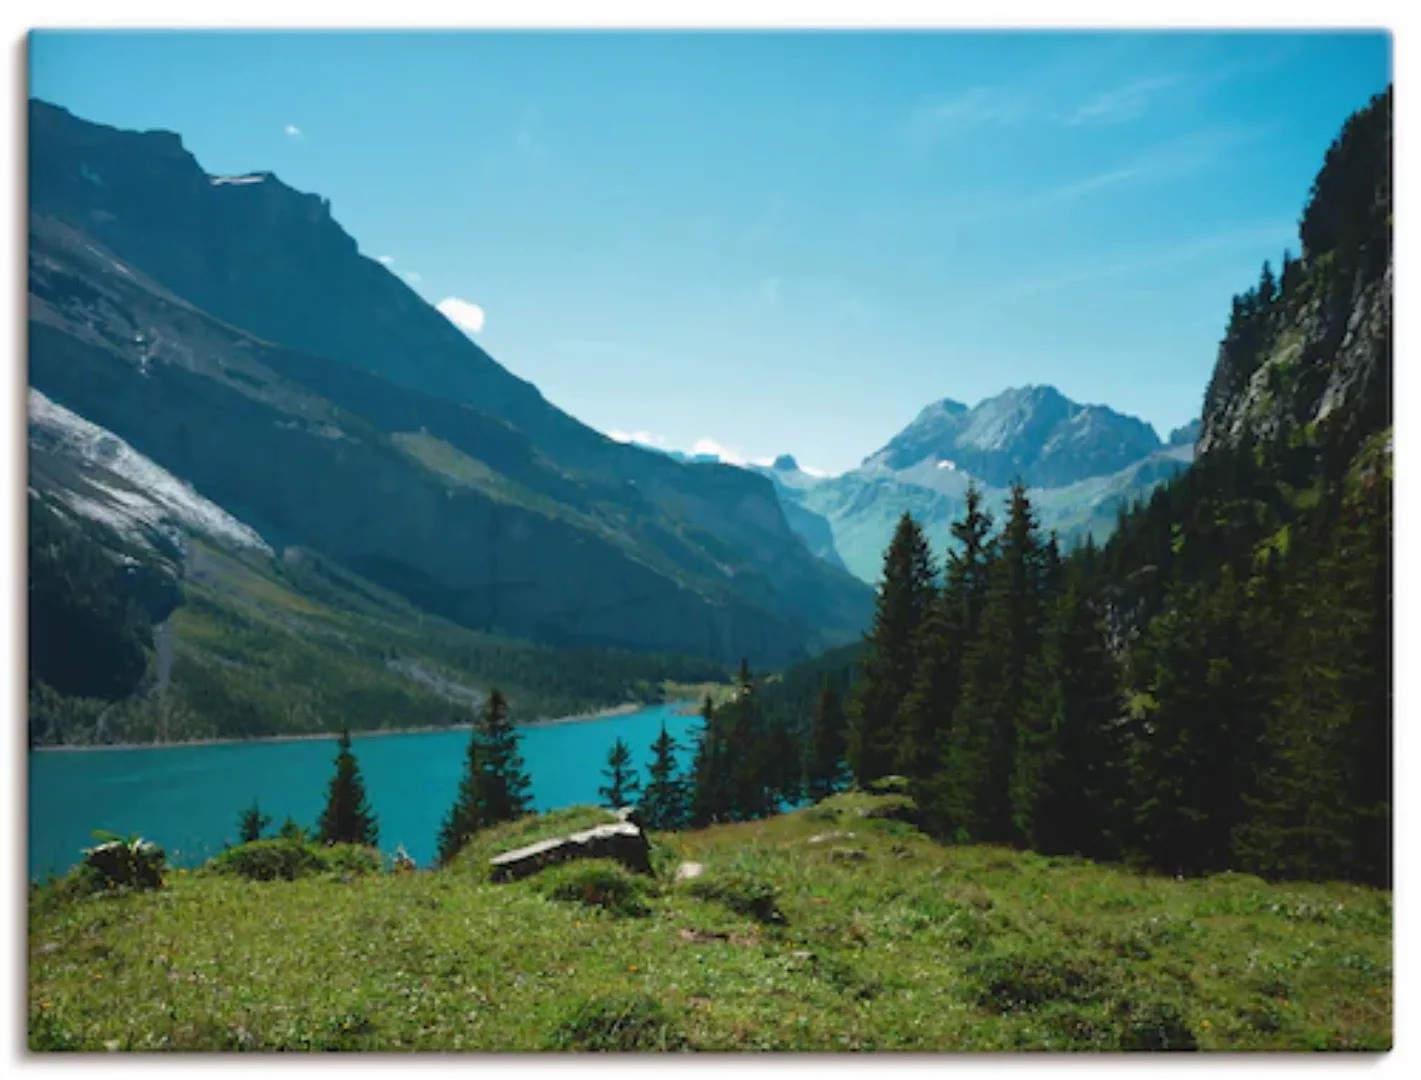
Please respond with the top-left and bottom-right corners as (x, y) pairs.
(967, 949), (1106, 1014)
(545, 996), (688, 1051)
(207, 838), (382, 882)
(536, 861), (654, 918)
(685, 870), (783, 924)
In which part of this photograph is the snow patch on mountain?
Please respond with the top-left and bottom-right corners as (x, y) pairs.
(28, 388), (271, 555)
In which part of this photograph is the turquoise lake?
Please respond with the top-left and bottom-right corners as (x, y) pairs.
(27, 702), (702, 880)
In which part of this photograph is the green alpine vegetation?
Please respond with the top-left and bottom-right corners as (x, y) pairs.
(28, 790), (1390, 1051)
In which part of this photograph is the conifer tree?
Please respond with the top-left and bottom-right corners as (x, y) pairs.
(762, 716), (803, 810)
(804, 678), (848, 802)
(941, 483), (1046, 844)
(317, 728), (378, 847)
(1011, 579), (1125, 858)
(598, 737), (642, 810)
(1129, 572), (1263, 876)
(435, 688), (530, 865)
(237, 799), (271, 844)
(640, 723), (689, 831)
(848, 512), (937, 785)
(724, 660), (773, 820)
(689, 695), (729, 826)
(472, 688), (531, 826)
(897, 485), (993, 786)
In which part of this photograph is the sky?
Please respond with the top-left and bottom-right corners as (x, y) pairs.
(29, 30), (1391, 475)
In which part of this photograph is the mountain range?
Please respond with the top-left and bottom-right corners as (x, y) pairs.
(677, 386), (1196, 584)
(27, 99), (874, 675)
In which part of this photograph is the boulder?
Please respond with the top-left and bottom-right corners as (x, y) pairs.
(674, 861), (706, 882)
(489, 820), (652, 883)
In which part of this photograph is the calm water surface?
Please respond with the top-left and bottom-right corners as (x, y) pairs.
(28, 702), (701, 879)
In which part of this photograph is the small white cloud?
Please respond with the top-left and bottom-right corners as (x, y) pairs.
(760, 277), (781, 307)
(284, 124), (302, 138)
(691, 437), (750, 466)
(437, 296), (486, 334)
(377, 255), (395, 266)
(402, 270), (423, 285)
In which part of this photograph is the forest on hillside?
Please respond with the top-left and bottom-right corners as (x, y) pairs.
(665, 88), (1392, 890)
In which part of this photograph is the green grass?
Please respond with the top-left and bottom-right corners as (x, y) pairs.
(28, 793), (1390, 1052)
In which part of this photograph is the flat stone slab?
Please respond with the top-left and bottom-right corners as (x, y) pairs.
(489, 820), (651, 882)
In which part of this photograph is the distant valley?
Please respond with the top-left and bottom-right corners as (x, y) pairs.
(664, 386), (1198, 583)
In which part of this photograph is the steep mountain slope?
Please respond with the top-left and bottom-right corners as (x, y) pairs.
(27, 99), (872, 665)
(28, 394), (730, 746)
(1199, 89), (1391, 455)
(754, 387), (1190, 583)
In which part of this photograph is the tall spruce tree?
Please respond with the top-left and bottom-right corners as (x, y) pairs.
(317, 728), (378, 847)
(762, 717), (803, 810)
(689, 695), (729, 826)
(435, 689), (530, 865)
(804, 677), (848, 802)
(897, 484), (994, 787)
(1011, 579), (1126, 858)
(941, 483), (1047, 844)
(598, 737), (642, 810)
(848, 512), (937, 786)
(1128, 572), (1264, 876)
(640, 723), (689, 830)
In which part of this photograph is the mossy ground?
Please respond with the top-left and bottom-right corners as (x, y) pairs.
(28, 793), (1390, 1051)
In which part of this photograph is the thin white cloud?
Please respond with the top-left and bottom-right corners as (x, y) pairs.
(284, 124), (302, 138)
(997, 221), (1298, 301)
(436, 297), (486, 335)
(1068, 75), (1185, 127)
(902, 86), (1032, 154)
(377, 255), (395, 266)
(402, 270), (422, 285)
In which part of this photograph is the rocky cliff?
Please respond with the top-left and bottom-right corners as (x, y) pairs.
(1199, 88), (1391, 456)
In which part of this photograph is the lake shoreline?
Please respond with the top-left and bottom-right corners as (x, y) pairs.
(29, 700), (686, 754)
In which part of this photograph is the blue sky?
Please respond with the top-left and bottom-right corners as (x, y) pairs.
(29, 31), (1391, 475)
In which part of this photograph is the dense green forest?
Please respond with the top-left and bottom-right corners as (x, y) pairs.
(670, 88), (1392, 889)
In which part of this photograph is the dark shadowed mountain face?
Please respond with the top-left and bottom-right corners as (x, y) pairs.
(864, 385), (1163, 488)
(27, 99), (872, 666)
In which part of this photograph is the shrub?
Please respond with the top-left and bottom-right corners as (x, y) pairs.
(323, 844), (384, 877)
(81, 831), (166, 891)
(1118, 1000), (1198, 1051)
(537, 860), (654, 918)
(967, 949), (1106, 1014)
(546, 996), (688, 1051)
(686, 870), (783, 924)
(208, 838), (329, 882)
